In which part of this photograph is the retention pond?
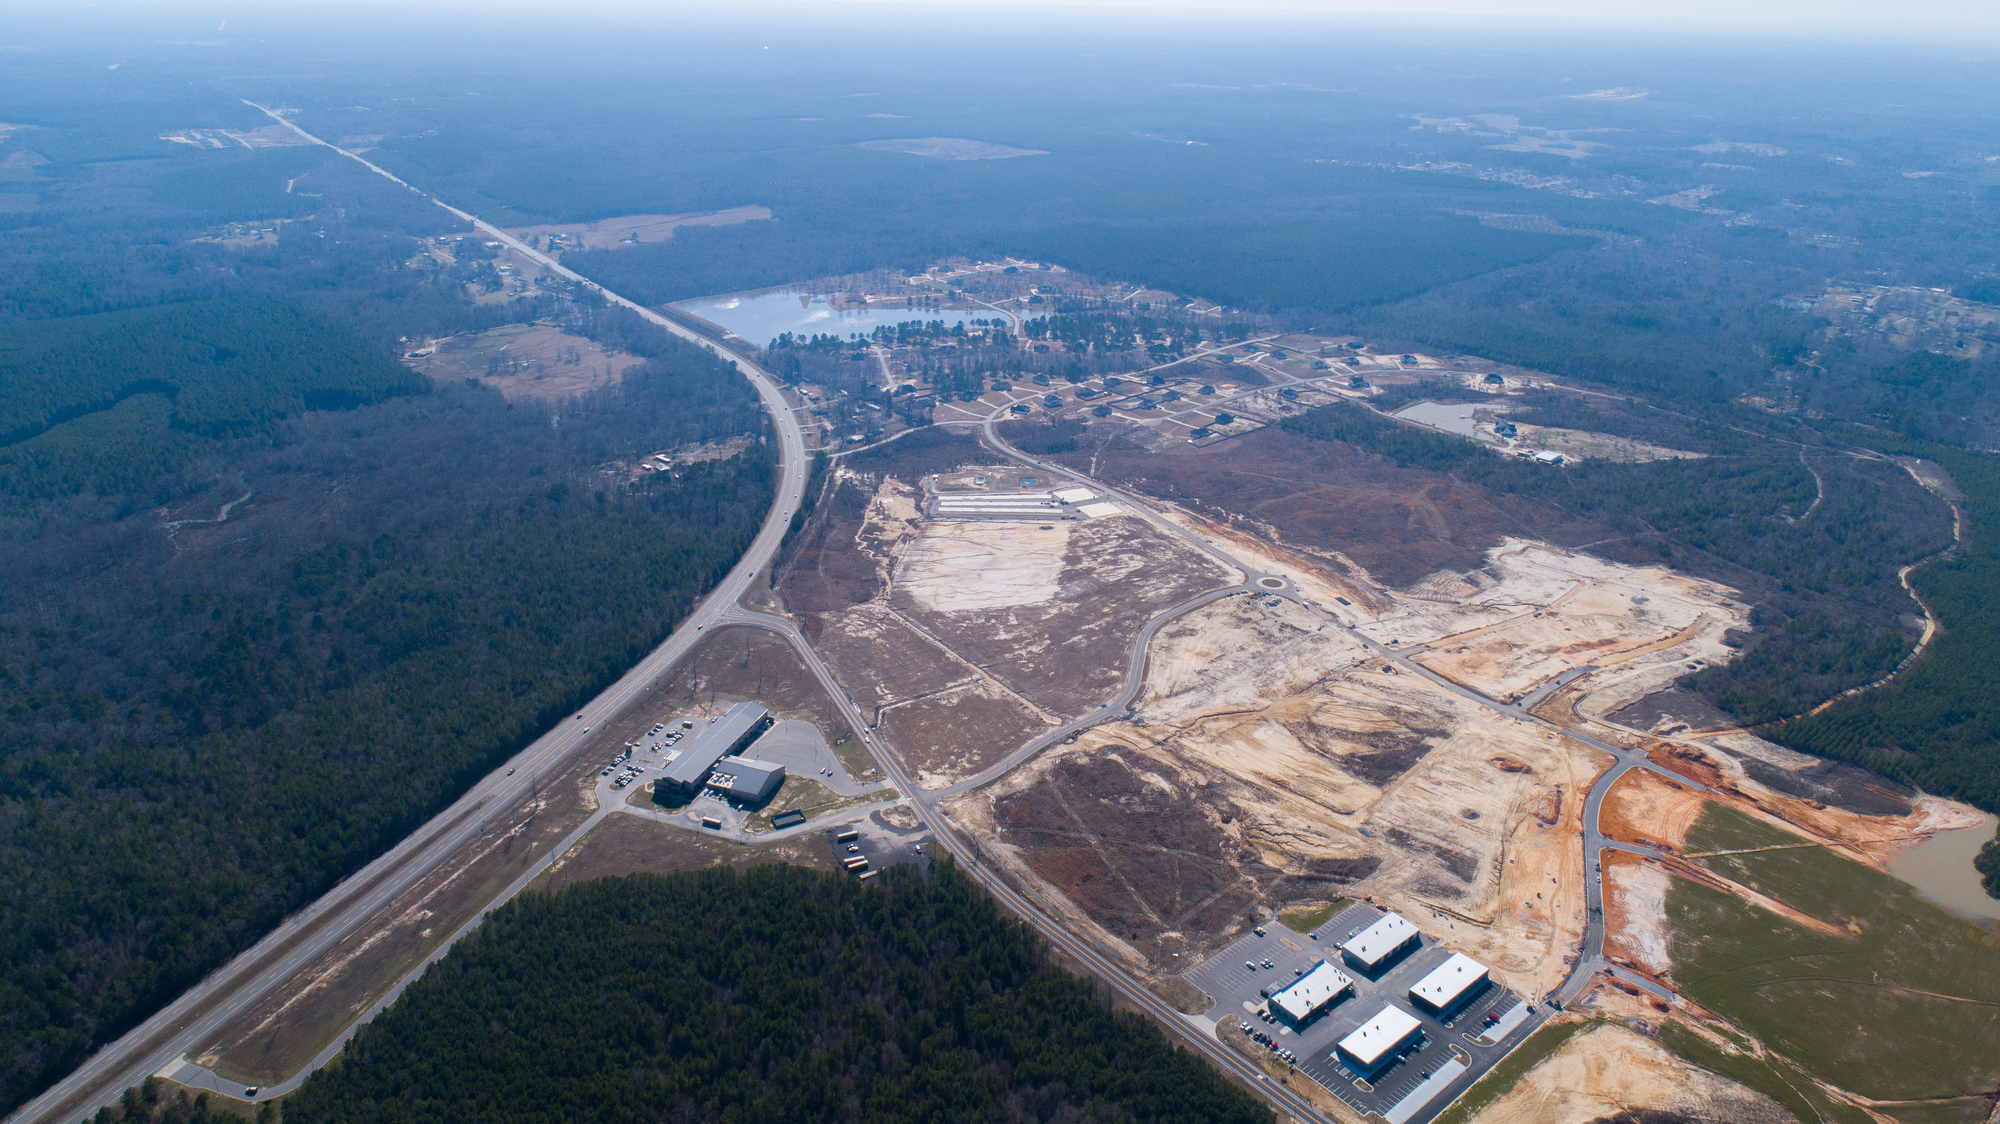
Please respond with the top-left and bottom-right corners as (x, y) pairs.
(1887, 812), (2000, 922)
(676, 288), (988, 348)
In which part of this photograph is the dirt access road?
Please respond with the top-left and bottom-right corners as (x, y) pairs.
(962, 401), (1700, 1006)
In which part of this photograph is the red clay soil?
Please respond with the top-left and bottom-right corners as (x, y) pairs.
(1646, 743), (1726, 789)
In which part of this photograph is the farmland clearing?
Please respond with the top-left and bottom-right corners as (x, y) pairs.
(404, 321), (646, 400)
(508, 205), (772, 252)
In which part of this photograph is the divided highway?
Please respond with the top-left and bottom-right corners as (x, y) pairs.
(21, 102), (1686, 1124)
(12, 108), (1328, 1124)
(6, 110), (811, 1124)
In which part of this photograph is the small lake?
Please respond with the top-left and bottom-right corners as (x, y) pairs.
(1394, 400), (1505, 441)
(675, 288), (991, 348)
(1888, 813), (2000, 922)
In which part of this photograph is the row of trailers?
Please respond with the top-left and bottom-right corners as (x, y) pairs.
(833, 826), (876, 881)
(1267, 911), (1492, 1077)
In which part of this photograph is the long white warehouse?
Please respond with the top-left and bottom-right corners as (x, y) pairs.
(1409, 952), (1489, 1015)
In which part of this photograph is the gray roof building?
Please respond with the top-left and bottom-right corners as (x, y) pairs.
(708, 755), (786, 803)
(662, 702), (772, 794)
(1336, 1005), (1422, 1072)
(1409, 952), (1489, 1014)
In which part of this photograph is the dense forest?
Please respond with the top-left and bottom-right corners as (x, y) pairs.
(1772, 442), (2000, 811)
(283, 865), (1272, 1124)
(1009, 216), (1581, 318)
(0, 88), (781, 1112)
(0, 298), (429, 497)
(0, 358), (773, 1111)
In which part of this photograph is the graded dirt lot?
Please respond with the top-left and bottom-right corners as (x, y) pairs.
(1508, 422), (1702, 463)
(877, 679), (1052, 790)
(888, 514), (1233, 716)
(1400, 542), (1746, 704)
(406, 322), (646, 400)
(1464, 1022), (1793, 1124)
(779, 471), (1234, 786)
(948, 558), (1633, 990)
(508, 205), (771, 251)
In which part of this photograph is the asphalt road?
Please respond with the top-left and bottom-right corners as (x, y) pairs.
(20, 111), (1334, 1122)
(25, 103), (1689, 1124)
(7, 108), (813, 1124)
(963, 405), (1698, 1016)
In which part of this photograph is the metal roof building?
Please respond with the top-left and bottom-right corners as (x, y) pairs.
(661, 702), (772, 795)
(1336, 1005), (1423, 1071)
(1409, 952), (1489, 1015)
(1341, 911), (1420, 971)
(1268, 960), (1354, 1025)
(707, 755), (786, 803)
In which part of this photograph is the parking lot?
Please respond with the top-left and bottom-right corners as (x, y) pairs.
(1182, 903), (1545, 1124)
(824, 809), (933, 879)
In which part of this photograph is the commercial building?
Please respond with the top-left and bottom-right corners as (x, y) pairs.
(930, 493), (1059, 518)
(1409, 952), (1490, 1016)
(707, 755), (786, 803)
(1336, 1004), (1423, 1073)
(1340, 911), (1420, 972)
(1267, 960), (1354, 1026)
(661, 702), (773, 796)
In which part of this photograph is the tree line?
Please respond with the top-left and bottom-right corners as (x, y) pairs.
(281, 864), (1273, 1124)
(0, 348), (772, 1113)
(1279, 400), (1954, 726)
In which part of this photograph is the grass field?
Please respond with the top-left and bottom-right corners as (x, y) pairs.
(1666, 803), (2000, 1102)
(1278, 900), (1348, 934)
(1429, 1019), (1596, 1124)
(1654, 1021), (1859, 1124)
(1868, 1099), (2000, 1124)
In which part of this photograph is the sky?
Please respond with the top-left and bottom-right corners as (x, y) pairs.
(802, 0), (1997, 23)
(47, 0), (2000, 40)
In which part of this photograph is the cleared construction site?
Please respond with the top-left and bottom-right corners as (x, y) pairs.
(758, 351), (1996, 1124)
